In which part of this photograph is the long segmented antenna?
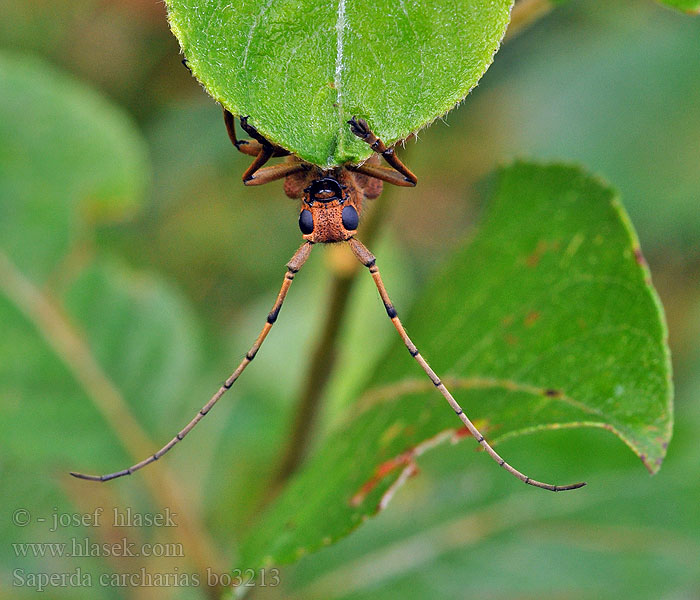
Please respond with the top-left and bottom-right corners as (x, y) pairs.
(348, 237), (585, 492)
(70, 242), (314, 482)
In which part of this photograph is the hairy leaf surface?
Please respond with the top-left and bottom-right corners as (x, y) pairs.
(166, 0), (513, 166)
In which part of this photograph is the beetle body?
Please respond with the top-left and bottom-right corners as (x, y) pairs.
(282, 156), (383, 244)
(69, 111), (586, 493)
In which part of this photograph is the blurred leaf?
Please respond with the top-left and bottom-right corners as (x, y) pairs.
(0, 52), (149, 283)
(0, 257), (203, 598)
(165, 0), (512, 166)
(0, 54), (201, 595)
(482, 2), (700, 253)
(288, 429), (700, 600)
(657, 0), (700, 13)
(238, 162), (672, 576)
(0, 259), (201, 469)
(284, 302), (700, 600)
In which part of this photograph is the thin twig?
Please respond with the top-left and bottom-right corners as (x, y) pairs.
(0, 251), (223, 599)
(266, 272), (354, 491)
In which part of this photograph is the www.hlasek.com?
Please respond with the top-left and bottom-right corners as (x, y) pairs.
(13, 567), (281, 591)
(13, 537), (183, 559)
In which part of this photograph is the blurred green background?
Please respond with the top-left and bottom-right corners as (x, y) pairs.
(1, 0), (698, 598)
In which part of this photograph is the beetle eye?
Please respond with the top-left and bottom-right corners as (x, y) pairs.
(299, 209), (314, 235)
(341, 205), (359, 230)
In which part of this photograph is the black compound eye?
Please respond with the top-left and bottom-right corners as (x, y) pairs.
(299, 209), (314, 235)
(342, 205), (359, 231)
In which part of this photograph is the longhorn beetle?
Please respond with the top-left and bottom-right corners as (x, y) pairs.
(71, 110), (585, 492)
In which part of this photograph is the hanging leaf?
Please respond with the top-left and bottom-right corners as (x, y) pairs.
(166, 0), (512, 166)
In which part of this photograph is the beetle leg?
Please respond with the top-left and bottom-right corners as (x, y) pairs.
(244, 162), (308, 186)
(348, 117), (417, 186)
(223, 109), (261, 156)
(224, 109), (290, 162)
(347, 164), (415, 187)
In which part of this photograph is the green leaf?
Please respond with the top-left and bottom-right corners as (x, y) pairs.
(657, 0), (700, 13)
(238, 162), (672, 574)
(285, 305), (700, 600)
(165, 0), (512, 167)
(0, 52), (149, 283)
